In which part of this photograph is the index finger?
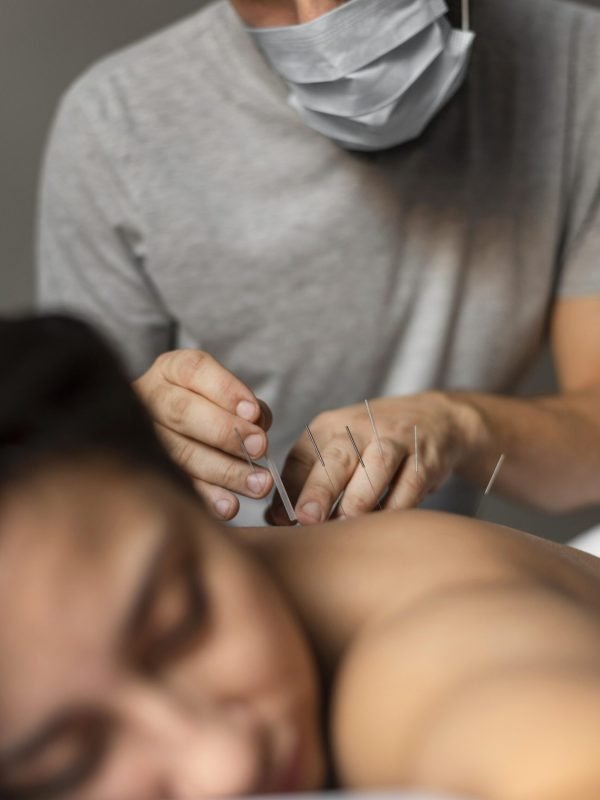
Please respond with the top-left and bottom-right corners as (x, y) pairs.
(275, 432), (357, 525)
(158, 350), (261, 423)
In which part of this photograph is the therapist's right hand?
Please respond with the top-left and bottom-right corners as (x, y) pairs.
(134, 349), (273, 520)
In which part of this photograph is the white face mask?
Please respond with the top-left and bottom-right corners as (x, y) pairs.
(246, 0), (475, 151)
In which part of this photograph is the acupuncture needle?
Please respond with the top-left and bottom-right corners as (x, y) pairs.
(265, 453), (298, 525)
(462, 0), (470, 31)
(234, 427), (258, 473)
(414, 425), (419, 474)
(236, 429), (298, 524)
(306, 425), (346, 518)
(364, 399), (385, 460)
(346, 425), (383, 511)
(475, 453), (506, 516)
(365, 400), (419, 477)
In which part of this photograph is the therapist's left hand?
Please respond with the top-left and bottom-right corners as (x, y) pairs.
(267, 393), (480, 525)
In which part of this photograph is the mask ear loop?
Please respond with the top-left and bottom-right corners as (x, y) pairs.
(461, 0), (471, 31)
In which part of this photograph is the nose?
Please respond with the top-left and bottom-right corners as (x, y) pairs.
(115, 687), (270, 799)
(165, 709), (269, 798)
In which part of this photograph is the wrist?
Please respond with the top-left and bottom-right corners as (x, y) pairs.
(443, 392), (491, 473)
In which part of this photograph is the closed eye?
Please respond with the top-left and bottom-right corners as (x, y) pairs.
(0, 528), (206, 800)
(124, 532), (207, 674)
(0, 712), (112, 800)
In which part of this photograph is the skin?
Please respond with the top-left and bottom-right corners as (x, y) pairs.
(133, 1), (600, 526)
(0, 460), (324, 800)
(229, 0), (347, 25)
(1, 458), (599, 800)
(134, 350), (275, 521)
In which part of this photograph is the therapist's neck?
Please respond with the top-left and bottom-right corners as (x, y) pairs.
(230, 0), (346, 27)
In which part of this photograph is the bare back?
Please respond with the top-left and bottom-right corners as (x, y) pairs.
(245, 511), (600, 799)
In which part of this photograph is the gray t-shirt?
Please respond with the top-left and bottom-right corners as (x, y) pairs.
(37, 0), (600, 524)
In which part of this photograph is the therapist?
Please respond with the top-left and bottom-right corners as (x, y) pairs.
(38, 0), (600, 526)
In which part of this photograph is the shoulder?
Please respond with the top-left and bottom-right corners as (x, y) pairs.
(51, 0), (231, 143)
(471, 0), (600, 84)
(474, 0), (600, 41)
(331, 577), (600, 796)
(246, 510), (599, 669)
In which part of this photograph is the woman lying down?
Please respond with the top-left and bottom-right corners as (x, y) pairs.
(0, 316), (599, 800)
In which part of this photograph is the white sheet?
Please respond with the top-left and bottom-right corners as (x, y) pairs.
(569, 525), (600, 557)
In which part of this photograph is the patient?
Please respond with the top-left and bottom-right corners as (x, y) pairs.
(0, 316), (599, 800)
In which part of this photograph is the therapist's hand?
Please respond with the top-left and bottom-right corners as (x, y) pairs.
(134, 349), (274, 520)
(267, 392), (480, 525)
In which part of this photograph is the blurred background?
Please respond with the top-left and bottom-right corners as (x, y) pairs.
(0, 0), (203, 313)
(1, 0), (598, 540)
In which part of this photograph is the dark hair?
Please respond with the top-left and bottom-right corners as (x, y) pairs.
(0, 314), (195, 495)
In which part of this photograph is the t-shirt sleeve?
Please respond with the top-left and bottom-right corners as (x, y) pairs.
(557, 9), (600, 298)
(36, 77), (173, 378)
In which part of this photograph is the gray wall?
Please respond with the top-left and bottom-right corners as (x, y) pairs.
(1, 0), (599, 540)
(0, 0), (204, 312)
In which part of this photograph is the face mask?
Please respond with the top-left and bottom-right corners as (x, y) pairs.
(246, 0), (475, 151)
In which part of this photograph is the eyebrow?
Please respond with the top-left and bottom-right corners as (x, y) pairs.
(119, 526), (180, 649)
(0, 529), (174, 767)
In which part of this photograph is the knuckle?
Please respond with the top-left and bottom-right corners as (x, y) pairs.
(379, 435), (404, 459)
(154, 350), (172, 371)
(287, 449), (315, 471)
(312, 410), (328, 425)
(165, 390), (192, 428)
(311, 409), (335, 431)
(390, 422), (415, 442)
(403, 470), (428, 499)
(307, 481), (336, 506)
(326, 442), (354, 472)
(173, 349), (210, 387)
(385, 494), (403, 512)
(220, 458), (243, 488)
(155, 349), (180, 382)
(215, 370), (239, 400)
(426, 453), (444, 476)
(212, 417), (233, 448)
(173, 439), (197, 474)
(345, 490), (374, 516)
(146, 382), (170, 416)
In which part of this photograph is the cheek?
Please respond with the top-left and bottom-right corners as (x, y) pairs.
(167, 567), (316, 718)
(218, 569), (316, 701)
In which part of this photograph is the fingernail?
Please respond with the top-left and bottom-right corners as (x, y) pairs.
(244, 433), (264, 457)
(247, 472), (268, 494)
(215, 499), (233, 518)
(299, 501), (323, 524)
(236, 400), (258, 421)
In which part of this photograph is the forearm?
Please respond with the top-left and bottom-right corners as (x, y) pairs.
(451, 385), (600, 511)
